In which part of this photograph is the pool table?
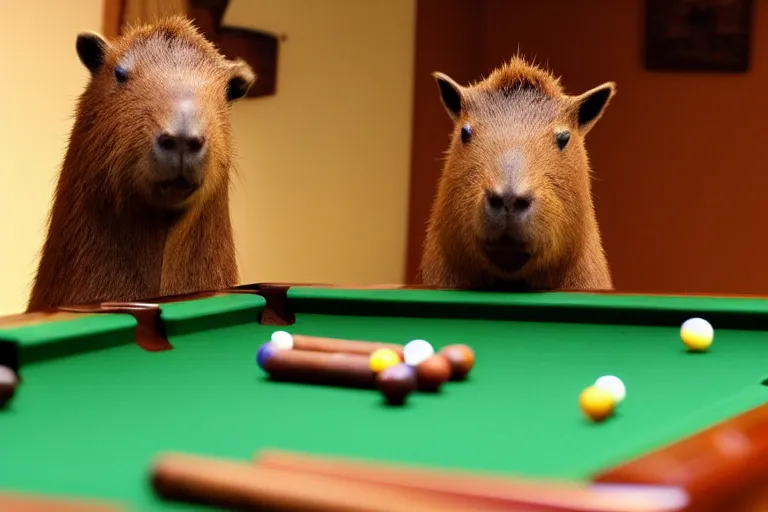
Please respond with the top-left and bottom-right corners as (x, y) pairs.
(2, 283), (768, 511)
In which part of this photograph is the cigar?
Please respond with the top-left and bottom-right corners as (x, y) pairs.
(260, 348), (376, 388)
(151, 452), (505, 512)
(290, 334), (404, 358)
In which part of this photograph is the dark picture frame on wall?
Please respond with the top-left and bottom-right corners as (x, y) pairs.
(103, 0), (284, 99)
(644, 0), (754, 73)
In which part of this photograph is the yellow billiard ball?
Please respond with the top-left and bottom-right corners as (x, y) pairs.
(579, 385), (615, 422)
(680, 317), (714, 352)
(369, 348), (401, 373)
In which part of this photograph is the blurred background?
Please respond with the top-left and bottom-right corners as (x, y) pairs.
(0, 0), (764, 315)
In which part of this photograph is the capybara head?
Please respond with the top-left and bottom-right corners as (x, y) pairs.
(432, 56), (615, 279)
(73, 16), (255, 210)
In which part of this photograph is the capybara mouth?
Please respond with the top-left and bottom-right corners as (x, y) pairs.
(481, 237), (531, 272)
(155, 176), (200, 202)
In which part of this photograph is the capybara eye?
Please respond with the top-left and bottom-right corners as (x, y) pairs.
(461, 124), (472, 144)
(114, 66), (129, 84)
(555, 130), (570, 150)
(227, 76), (249, 102)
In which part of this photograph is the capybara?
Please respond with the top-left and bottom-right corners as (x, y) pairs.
(27, 16), (255, 311)
(420, 56), (615, 291)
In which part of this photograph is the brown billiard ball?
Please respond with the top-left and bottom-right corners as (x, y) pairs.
(415, 354), (452, 392)
(0, 365), (18, 409)
(439, 344), (475, 380)
(376, 363), (417, 405)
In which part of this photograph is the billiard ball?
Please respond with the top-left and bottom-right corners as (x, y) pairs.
(438, 344), (475, 380)
(680, 318), (713, 352)
(594, 375), (626, 404)
(376, 363), (417, 405)
(415, 354), (452, 392)
(256, 342), (277, 369)
(579, 385), (615, 422)
(369, 348), (401, 373)
(403, 339), (434, 366)
(270, 331), (294, 350)
(0, 366), (18, 409)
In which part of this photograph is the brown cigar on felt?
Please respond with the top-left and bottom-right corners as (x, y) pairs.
(261, 348), (376, 388)
(290, 334), (404, 358)
(150, 452), (507, 512)
(0, 492), (124, 512)
(253, 450), (688, 512)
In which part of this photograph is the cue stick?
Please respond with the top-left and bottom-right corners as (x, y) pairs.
(0, 492), (124, 511)
(253, 450), (689, 512)
(150, 452), (520, 512)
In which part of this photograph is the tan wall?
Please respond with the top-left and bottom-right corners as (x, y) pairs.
(407, 0), (768, 295)
(0, 0), (416, 315)
(225, 0), (415, 287)
(0, 0), (104, 315)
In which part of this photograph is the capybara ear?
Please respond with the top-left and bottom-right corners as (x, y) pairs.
(571, 82), (616, 135)
(226, 59), (256, 102)
(433, 72), (465, 121)
(76, 32), (110, 74)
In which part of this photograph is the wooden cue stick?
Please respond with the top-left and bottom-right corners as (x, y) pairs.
(253, 450), (689, 512)
(289, 334), (404, 358)
(0, 492), (124, 511)
(150, 452), (519, 512)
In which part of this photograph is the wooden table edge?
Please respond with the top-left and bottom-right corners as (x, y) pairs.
(0, 491), (125, 511)
(232, 281), (768, 299)
(8, 282), (768, 330)
(592, 402), (768, 510)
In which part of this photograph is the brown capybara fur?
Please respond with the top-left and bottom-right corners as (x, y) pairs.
(27, 16), (256, 311)
(420, 56), (615, 291)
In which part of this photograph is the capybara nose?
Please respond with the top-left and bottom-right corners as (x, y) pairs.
(154, 131), (207, 162)
(484, 188), (534, 217)
(153, 98), (208, 176)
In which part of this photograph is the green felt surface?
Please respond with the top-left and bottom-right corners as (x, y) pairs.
(0, 314), (137, 365)
(1, 289), (768, 511)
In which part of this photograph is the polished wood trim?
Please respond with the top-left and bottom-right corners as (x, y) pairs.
(593, 404), (768, 512)
(1, 302), (172, 353)
(217, 281), (768, 327)
(248, 281), (768, 299)
(0, 310), (94, 330)
(254, 449), (689, 512)
(7, 281), (768, 334)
